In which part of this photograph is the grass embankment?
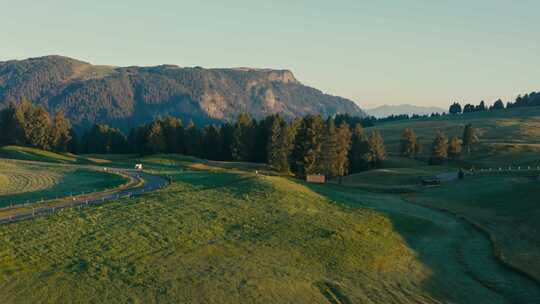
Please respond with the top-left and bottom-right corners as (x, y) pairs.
(0, 160), (128, 208)
(369, 106), (540, 167)
(408, 174), (540, 282)
(0, 169), (441, 303)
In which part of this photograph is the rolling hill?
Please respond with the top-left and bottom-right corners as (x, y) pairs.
(0, 56), (365, 131)
(366, 104), (445, 118)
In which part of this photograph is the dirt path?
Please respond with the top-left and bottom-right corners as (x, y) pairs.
(332, 189), (540, 303)
(0, 169), (169, 223)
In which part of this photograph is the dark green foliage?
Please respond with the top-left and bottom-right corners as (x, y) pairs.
(449, 102), (462, 114)
(267, 115), (293, 172)
(81, 124), (127, 154)
(50, 110), (72, 152)
(491, 99), (505, 110)
(321, 119), (339, 177)
(462, 123), (478, 155)
(348, 124), (370, 173)
(201, 125), (222, 160)
(231, 113), (255, 162)
(184, 120), (201, 157)
(291, 115), (325, 177)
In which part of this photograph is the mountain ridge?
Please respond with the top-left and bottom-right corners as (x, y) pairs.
(0, 55), (364, 131)
(366, 104), (445, 118)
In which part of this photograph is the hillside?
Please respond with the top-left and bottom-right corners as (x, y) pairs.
(366, 104), (445, 118)
(368, 107), (540, 167)
(0, 56), (365, 131)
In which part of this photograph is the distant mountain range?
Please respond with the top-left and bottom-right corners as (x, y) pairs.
(366, 104), (445, 118)
(0, 55), (365, 131)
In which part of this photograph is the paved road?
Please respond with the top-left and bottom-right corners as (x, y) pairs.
(0, 169), (169, 223)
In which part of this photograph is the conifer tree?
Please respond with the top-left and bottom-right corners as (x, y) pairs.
(430, 131), (449, 165)
(321, 119), (338, 177)
(348, 124), (370, 173)
(366, 130), (386, 168)
(231, 113), (254, 161)
(448, 136), (462, 160)
(146, 120), (166, 154)
(399, 128), (418, 158)
(335, 122), (352, 180)
(291, 114), (325, 177)
(462, 124), (478, 155)
(184, 120), (201, 156)
(201, 125), (222, 160)
(51, 110), (72, 152)
(267, 117), (292, 172)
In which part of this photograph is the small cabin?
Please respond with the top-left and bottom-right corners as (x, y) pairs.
(135, 163), (143, 170)
(306, 174), (325, 184)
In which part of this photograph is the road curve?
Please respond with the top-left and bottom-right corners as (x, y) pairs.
(0, 169), (169, 223)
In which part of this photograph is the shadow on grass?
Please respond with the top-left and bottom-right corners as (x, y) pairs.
(301, 181), (540, 304)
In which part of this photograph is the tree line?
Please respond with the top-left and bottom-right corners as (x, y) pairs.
(0, 101), (387, 178)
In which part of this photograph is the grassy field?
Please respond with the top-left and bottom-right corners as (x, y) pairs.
(1, 155), (539, 303)
(407, 173), (540, 282)
(369, 107), (540, 167)
(0, 160), (128, 208)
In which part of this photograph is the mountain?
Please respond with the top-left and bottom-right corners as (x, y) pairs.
(0, 55), (365, 131)
(366, 104), (445, 118)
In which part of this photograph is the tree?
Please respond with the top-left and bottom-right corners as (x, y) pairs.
(462, 123), (478, 155)
(201, 125), (222, 160)
(463, 104), (475, 113)
(430, 131), (448, 165)
(24, 105), (53, 150)
(0, 103), (23, 146)
(448, 136), (462, 160)
(335, 122), (352, 181)
(162, 116), (182, 153)
(231, 113), (254, 161)
(348, 124), (369, 173)
(475, 101), (487, 112)
(399, 128), (418, 158)
(366, 131), (386, 168)
(449, 102), (462, 114)
(267, 117), (293, 172)
(321, 119), (339, 177)
(146, 120), (166, 154)
(50, 110), (72, 152)
(291, 114), (325, 177)
(219, 123), (234, 161)
(491, 99), (505, 110)
(184, 120), (201, 156)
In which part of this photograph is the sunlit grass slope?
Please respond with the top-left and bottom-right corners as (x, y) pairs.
(0, 146), (90, 164)
(369, 107), (540, 167)
(0, 170), (440, 303)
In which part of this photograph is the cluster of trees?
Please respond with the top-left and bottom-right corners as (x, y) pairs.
(0, 100), (73, 151)
(0, 100), (387, 178)
(124, 113), (386, 178)
(399, 124), (478, 165)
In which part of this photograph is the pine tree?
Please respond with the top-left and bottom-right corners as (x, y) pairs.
(267, 117), (292, 172)
(348, 124), (369, 173)
(291, 115), (325, 177)
(321, 119), (338, 177)
(399, 128), (418, 158)
(448, 136), (462, 160)
(201, 125), (222, 160)
(50, 110), (72, 152)
(430, 131), (449, 165)
(146, 120), (166, 154)
(335, 122), (352, 180)
(462, 124), (478, 155)
(366, 130), (386, 168)
(162, 116), (181, 153)
(231, 113), (254, 161)
(184, 120), (201, 156)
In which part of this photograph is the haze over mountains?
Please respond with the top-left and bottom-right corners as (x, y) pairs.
(366, 104), (445, 118)
(0, 56), (365, 131)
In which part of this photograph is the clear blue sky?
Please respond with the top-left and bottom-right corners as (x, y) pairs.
(2, 0), (539, 108)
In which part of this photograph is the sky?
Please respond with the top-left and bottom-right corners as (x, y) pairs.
(1, 0), (539, 109)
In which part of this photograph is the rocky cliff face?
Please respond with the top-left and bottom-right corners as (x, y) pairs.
(0, 56), (365, 131)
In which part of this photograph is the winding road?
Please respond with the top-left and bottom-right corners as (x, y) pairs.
(0, 168), (169, 223)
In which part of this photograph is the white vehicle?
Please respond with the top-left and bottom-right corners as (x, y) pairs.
(135, 164), (143, 170)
